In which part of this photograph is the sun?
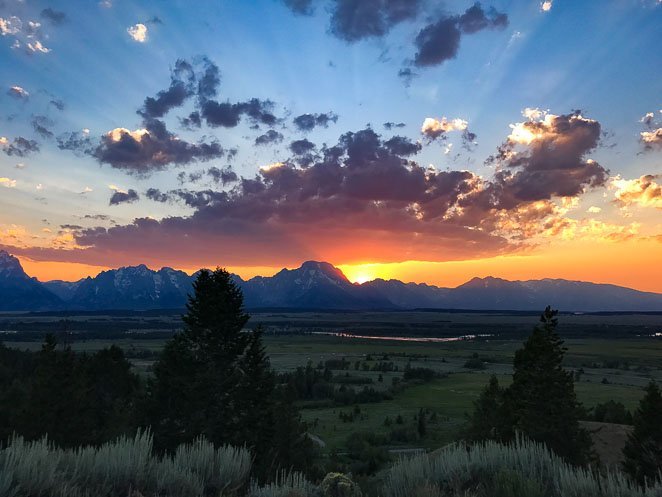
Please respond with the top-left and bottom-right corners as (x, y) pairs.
(339, 264), (381, 284)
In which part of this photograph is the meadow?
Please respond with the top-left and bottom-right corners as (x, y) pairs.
(2, 309), (660, 460)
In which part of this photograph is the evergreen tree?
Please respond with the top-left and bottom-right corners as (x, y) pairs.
(465, 375), (513, 442)
(147, 268), (251, 450)
(235, 326), (276, 470)
(417, 408), (427, 438)
(508, 306), (592, 465)
(622, 382), (662, 485)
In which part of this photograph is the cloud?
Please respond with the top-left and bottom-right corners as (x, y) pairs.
(383, 122), (405, 130)
(641, 129), (662, 149)
(587, 206), (602, 213)
(31, 115), (55, 139)
(0, 16), (22, 36)
(293, 112), (338, 132)
(281, 0), (315, 15)
(397, 67), (418, 87)
(201, 98), (278, 128)
(540, 1), (553, 12)
(20, 110), (616, 269)
(612, 175), (662, 209)
(486, 109), (608, 205)
(329, 0), (422, 42)
(49, 98), (65, 111)
(255, 129), (284, 146)
(0, 177), (17, 188)
(7, 85), (29, 99)
(421, 117), (468, 140)
(138, 59), (195, 119)
(40, 8), (66, 25)
(414, 3), (508, 67)
(289, 138), (316, 155)
(127, 23), (148, 42)
(26, 40), (50, 53)
(207, 166), (238, 185)
(109, 187), (140, 205)
(2, 137), (40, 157)
(93, 119), (225, 174)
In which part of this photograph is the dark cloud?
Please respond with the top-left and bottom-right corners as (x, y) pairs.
(40, 8), (66, 24)
(289, 138), (316, 155)
(31, 115), (54, 139)
(207, 166), (238, 185)
(255, 129), (284, 146)
(57, 131), (93, 154)
(201, 98), (277, 128)
(93, 119), (224, 174)
(49, 98), (65, 111)
(109, 189), (139, 205)
(397, 67), (417, 86)
(146, 16), (163, 25)
(293, 112), (338, 132)
(483, 111), (607, 206)
(145, 188), (170, 203)
(414, 3), (508, 67)
(282, 0), (315, 15)
(29, 110), (609, 270)
(383, 135), (421, 156)
(458, 3), (508, 33)
(383, 122), (405, 130)
(138, 60), (196, 119)
(2, 137), (39, 157)
(180, 111), (202, 129)
(329, 0), (422, 42)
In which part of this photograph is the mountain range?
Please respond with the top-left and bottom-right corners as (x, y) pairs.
(1, 250), (661, 312)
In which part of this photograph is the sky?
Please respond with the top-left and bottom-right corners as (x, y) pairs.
(0, 0), (661, 291)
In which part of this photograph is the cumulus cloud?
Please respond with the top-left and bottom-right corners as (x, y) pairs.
(93, 119), (225, 174)
(612, 175), (662, 209)
(414, 3), (507, 67)
(0, 16), (22, 36)
(293, 112), (338, 132)
(540, 1), (553, 12)
(289, 138), (316, 155)
(397, 67), (417, 87)
(7, 85), (29, 99)
(138, 59), (195, 119)
(22, 110), (616, 269)
(638, 111), (662, 151)
(26, 40), (51, 53)
(127, 23), (148, 42)
(255, 129), (284, 146)
(421, 117), (468, 140)
(207, 166), (238, 185)
(2, 137), (40, 157)
(109, 187), (140, 205)
(201, 98), (277, 128)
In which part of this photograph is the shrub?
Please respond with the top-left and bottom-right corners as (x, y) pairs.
(381, 436), (662, 497)
(0, 431), (252, 497)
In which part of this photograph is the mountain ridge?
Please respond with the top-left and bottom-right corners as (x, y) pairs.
(2, 251), (661, 312)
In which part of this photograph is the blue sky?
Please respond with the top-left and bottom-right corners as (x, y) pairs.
(0, 0), (661, 288)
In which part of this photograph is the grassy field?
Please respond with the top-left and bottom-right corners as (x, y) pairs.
(2, 310), (660, 455)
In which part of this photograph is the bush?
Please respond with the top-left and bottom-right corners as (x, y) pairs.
(0, 430), (252, 497)
(381, 436), (662, 497)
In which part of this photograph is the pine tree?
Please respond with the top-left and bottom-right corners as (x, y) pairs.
(417, 408), (427, 438)
(465, 375), (513, 442)
(235, 326), (276, 467)
(508, 306), (592, 465)
(622, 382), (662, 485)
(147, 268), (250, 450)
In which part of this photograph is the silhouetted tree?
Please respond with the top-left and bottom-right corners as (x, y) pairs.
(465, 375), (513, 442)
(622, 382), (662, 485)
(508, 306), (592, 465)
(146, 268), (250, 450)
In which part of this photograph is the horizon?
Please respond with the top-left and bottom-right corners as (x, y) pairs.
(5, 250), (660, 294)
(1, 0), (661, 293)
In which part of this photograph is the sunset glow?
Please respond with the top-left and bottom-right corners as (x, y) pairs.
(0, 0), (660, 293)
